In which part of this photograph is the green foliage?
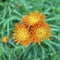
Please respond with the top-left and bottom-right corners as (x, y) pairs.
(0, 0), (60, 60)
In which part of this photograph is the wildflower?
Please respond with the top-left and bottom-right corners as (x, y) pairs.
(31, 23), (51, 45)
(13, 23), (31, 46)
(2, 36), (8, 43)
(13, 11), (52, 46)
(22, 11), (45, 27)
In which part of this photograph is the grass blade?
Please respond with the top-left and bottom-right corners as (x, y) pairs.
(40, 45), (45, 60)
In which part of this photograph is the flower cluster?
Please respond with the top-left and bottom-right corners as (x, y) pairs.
(13, 11), (51, 46)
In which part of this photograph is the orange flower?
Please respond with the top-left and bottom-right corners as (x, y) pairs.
(22, 11), (45, 27)
(12, 11), (52, 46)
(2, 36), (8, 43)
(30, 23), (51, 45)
(13, 23), (32, 46)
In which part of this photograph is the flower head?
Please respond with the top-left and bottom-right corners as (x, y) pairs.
(22, 11), (45, 27)
(31, 23), (51, 45)
(2, 36), (8, 43)
(13, 23), (32, 46)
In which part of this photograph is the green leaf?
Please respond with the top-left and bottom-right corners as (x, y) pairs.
(51, 28), (59, 32)
(43, 41), (56, 54)
(40, 45), (45, 60)
(48, 40), (60, 47)
(52, 35), (60, 41)
(46, 15), (60, 21)
(13, 10), (22, 17)
(50, 25), (60, 29)
(20, 0), (29, 11)
(36, 57), (41, 60)
(3, 16), (21, 29)
(7, 23), (9, 37)
(33, 46), (37, 60)
(0, 43), (3, 54)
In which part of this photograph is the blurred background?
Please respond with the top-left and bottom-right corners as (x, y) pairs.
(0, 0), (60, 60)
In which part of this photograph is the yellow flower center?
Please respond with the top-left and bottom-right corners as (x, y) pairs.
(17, 28), (29, 41)
(29, 16), (39, 25)
(35, 27), (46, 39)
